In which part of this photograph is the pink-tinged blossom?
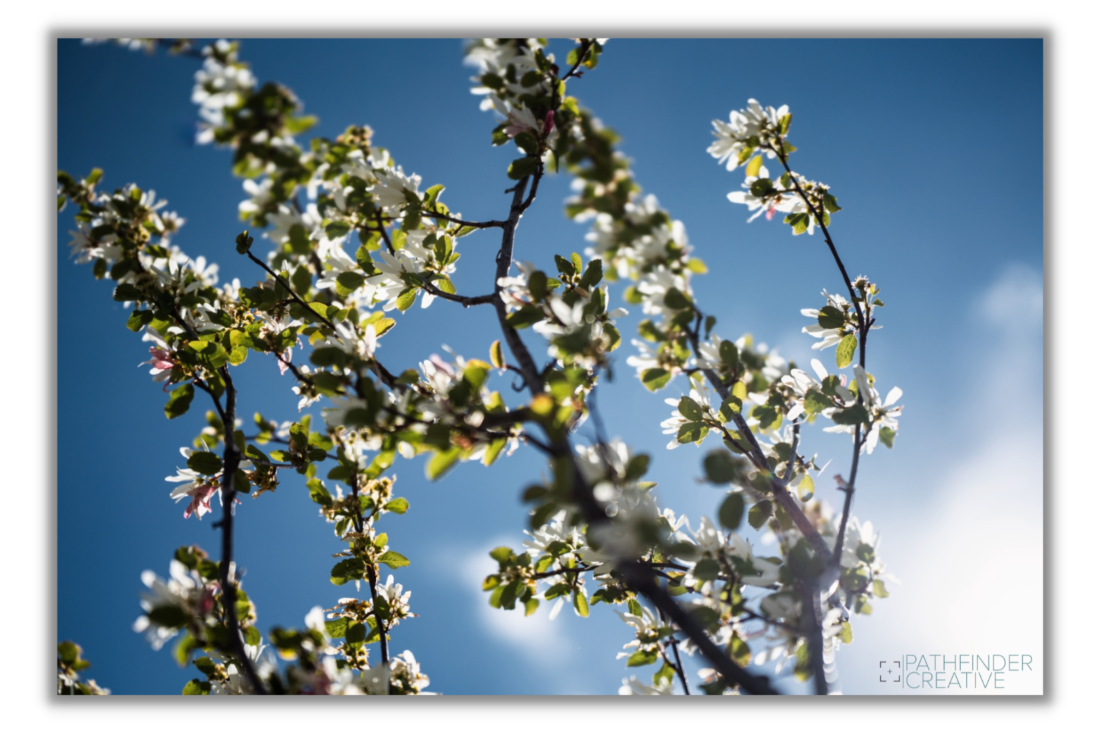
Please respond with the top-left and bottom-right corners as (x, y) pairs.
(140, 328), (176, 385)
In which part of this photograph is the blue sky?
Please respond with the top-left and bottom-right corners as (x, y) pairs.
(56, 38), (1042, 695)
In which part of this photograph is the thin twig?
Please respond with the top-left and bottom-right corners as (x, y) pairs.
(420, 207), (505, 230)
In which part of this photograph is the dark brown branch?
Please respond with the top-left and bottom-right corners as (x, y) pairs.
(420, 207), (505, 230)
(374, 213), (397, 256)
(669, 638), (691, 695)
(491, 176), (545, 394)
(244, 249), (337, 331)
(213, 366), (266, 694)
(420, 280), (495, 307)
(766, 145), (870, 567)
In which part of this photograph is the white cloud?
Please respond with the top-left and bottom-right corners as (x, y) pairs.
(426, 538), (575, 667)
(839, 264), (1044, 695)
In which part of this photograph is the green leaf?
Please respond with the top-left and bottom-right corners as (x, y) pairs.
(678, 397), (703, 421)
(839, 621), (853, 644)
(165, 383), (195, 420)
(748, 500), (773, 530)
(797, 473), (815, 501)
(126, 309), (153, 332)
(426, 449), (460, 480)
(182, 679), (210, 695)
(505, 305), (544, 330)
(879, 426), (896, 449)
(873, 579), (890, 598)
(749, 177), (774, 197)
(325, 221), (351, 239)
(693, 558), (720, 581)
(624, 454), (650, 482)
(147, 604), (189, 628)
(745, 155), (763, 178)
(573, 590), (589, 618)
(718, 492), (745, 530)
(719, 396), (742, 422)
(831, 404), (870, 426)
(330, 558), (365, 586)
(703, 450), (739, 484)
(579, 259), (603, 288)
(307, 478), (333, 507)
(335, 271), (365, 297)
(719, 340), (740, 372)
(817, 305), (846, 330)
(627, 649), (659, 668)
(395, 288), (417, 312)
(507, 156), (540, 180)
(325, 617), (349, 639)
(676, 422), (709, 444)
(641, 368), (670, 392)
(803, 389), (833, 415)
(514, 131), (539, 155)
(378, 551), (410, 569)
(112, 283), (142, 302)
(187, 452), (223, 476)
(235, 231), (253, 255)
(383, 497), (409, 514)
(525, 269), (547, 299)
(489, 340), (505, 369)
(836, 333), (857, 368)
(663, 287), (692, 311)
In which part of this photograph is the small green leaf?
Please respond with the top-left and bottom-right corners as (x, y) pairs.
(182, 679), (210, 695)
(817, 305), (846, 330)
(678, 397), (703, 421)
(718, 492), (746, 530)
(573, 590), (589, 618)
(831, 404), (870, 426)
(873, 579), (890, 598)
(879, 426), (896, 449)
(186, 452), (223, 476)
(330, 558), (365, 586)
(395, 288), (417, 312)
(325, 617), (349, 639)
(489, 340), (505, 369)
(719, 396), (742, 422)
(335, 271), (365, 297)
(745, 155), (763, 178)
(719, 340), (740, 372)
(426, 449), (459, 480)
(641, 368), (670, 392)
(507, 156), (540, 181)
(378, 551), (410, 569)
(663, 287), (692, 311)
(383, 497), (409, 514)
(532, 272), (553, 302)
(165, 383), (195, 420)
(580, 259), (603, 288)
(836, 333), (857, 368)
(748, 500), (773, 530)
(703, 450), (741, 484)
(803, 389), (833, 415)
(676, 422), (709, 444)
(624, 454), (650, 482)
(505, 305), (545, 329)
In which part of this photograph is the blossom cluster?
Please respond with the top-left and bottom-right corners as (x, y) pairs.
(58, 38), (903, 697)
